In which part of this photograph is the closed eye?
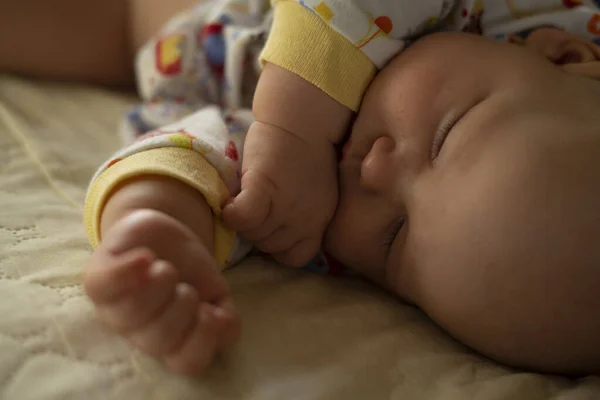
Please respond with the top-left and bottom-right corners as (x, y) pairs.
(432, 100), (486, 161)
(431, 114), (460, 161)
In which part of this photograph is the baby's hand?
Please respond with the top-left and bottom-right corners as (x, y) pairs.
(224, 121), (338, 267)
(84, 209), (239, 375)
(224, 63), (351, 267)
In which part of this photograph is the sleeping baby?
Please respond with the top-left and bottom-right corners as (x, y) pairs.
(5, 0), (598, 375)
(78, 0), (600, 376)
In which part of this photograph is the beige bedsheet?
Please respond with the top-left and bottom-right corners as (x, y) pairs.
(0, 74), (599, 400)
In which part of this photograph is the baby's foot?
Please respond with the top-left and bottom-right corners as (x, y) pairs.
(84, 210), (239, 375)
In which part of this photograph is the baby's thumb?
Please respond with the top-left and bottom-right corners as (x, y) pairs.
(223, 187), (270, 231)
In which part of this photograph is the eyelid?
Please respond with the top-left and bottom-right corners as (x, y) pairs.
(431, 113), (461, 161)
(432, 98), (488, 162)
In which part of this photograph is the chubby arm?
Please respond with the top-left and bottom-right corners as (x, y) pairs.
(253, 63), (352, 146)
(100, 175), (215, 251)
(86, 171), (239, 376)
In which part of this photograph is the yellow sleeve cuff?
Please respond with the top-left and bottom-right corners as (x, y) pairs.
(84, 147), (236, 269)
(261, 1), (376, 111)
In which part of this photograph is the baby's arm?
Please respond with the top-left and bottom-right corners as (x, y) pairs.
(85, 174), (240, 375)
(252, 64), (352, 149)
(99, 176), (215, 250)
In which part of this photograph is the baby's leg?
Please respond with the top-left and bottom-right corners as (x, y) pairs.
(84, 176), (239, 375)
(0, 0), (199, 85)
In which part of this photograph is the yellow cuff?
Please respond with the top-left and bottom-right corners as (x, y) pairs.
(84, 147), (236, 268)
(261, 1), (376, 111)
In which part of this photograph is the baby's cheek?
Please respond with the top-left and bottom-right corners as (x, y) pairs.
(323, 210), (361, 268)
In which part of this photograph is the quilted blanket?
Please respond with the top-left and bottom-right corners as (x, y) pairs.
(0, 75), (599, 400)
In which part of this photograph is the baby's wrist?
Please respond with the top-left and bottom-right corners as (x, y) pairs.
(100, 176), (214, 249)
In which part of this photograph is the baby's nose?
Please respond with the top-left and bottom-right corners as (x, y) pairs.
(360, 136), (395, 193)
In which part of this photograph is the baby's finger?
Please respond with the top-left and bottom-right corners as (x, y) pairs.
(84, 248), (154, 304)
(164, 303), (221, 375)
(223, 172), (271, 232)
(127, 283), (199, 357)
(96, 260), (178, 332)
(172, 243), (232, 305)
(273, 238), (321, 268)
(223, 187), (270, 232)
(255, 226), (300, 254)
(212, 297), (241, 350)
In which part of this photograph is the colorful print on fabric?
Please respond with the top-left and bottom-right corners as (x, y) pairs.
(588, 12), (600, 35)
(155, 34), (186, 76)
(225, 140), (239, 161)
(505, 0), (583, 18)
(355, 14), (394, 49)
(200, 22), (227, 76)
(463, 0), (485, 34)
(313, 1), (335, 24)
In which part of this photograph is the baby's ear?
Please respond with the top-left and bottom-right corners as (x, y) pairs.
(524, 27), (600, 80)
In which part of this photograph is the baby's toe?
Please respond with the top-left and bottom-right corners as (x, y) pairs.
(127, 283), (199, 357)
(96, 260), (178, 333)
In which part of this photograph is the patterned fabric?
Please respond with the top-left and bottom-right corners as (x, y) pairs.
(122, 0), (271, 144)
(293, 0), (600, 60)
(102, 107), (248, 199)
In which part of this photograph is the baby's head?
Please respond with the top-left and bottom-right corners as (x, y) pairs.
(326, 31), (600, 372)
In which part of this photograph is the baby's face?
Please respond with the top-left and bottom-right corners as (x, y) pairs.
(326, 32), (600, 302)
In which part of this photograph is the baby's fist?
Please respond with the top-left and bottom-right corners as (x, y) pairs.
(223, 121), (338, 267)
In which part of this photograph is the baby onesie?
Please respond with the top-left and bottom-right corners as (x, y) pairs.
(84, 0), (600, 270)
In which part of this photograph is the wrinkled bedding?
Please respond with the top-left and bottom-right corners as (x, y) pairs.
(0, 74), (599, 400)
